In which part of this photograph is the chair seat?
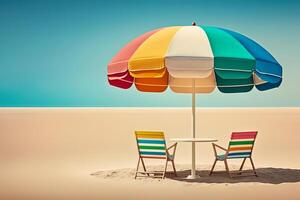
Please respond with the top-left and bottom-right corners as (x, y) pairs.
(167, 154), (174, 160)
(216, 154), (226, 160)
(217, 154), (251, 160)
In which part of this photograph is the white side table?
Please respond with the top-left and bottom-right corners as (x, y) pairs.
(170, 138), (218, 179)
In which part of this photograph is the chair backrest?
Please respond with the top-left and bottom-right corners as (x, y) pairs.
(227, 131), (258, 159)
(135, 131), (167, 159)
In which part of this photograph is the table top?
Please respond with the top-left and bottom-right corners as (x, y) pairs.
(170, 138), (218, 142)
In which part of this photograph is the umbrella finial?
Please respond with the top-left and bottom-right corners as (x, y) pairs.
(192, 22), (196, 26)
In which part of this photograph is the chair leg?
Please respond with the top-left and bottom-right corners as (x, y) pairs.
(224, 159), (232, 178)
(209, 158), (217, 176)
(140, 158), (149, 176)
(135, 158), (141, 179)
(238, 158), (247, 174)
(171, 160), (177, 177)
(162, 160), (168, 179)
(250, 157), (258, 176)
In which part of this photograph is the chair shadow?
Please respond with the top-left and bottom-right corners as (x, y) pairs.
(166, 168), (300, 184)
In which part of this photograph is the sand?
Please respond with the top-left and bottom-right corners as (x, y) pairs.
(0, 108), (299, 199)
(92, 164), (300, 184)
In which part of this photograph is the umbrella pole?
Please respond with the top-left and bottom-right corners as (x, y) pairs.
(191, 79), (197, 178)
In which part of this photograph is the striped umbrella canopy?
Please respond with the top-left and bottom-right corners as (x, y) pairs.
(108, 25), (282, 93)
(107, 24), (282, 178)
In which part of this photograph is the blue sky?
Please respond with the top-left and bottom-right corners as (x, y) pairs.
(0, 0), (299, 107)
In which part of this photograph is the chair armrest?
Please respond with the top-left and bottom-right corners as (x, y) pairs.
(212, 143), (227, 157)
(212, 143), (227, 151)
(166, 142), (177, 158)
(167, 142), (177, 151)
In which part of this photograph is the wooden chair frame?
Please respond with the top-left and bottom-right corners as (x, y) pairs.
(134, 132), (178, 179)
(209, 134), (258, 178)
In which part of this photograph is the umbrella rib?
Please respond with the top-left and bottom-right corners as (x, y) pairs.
(115, 77), (267, 88)
(214, 68), (252, 73)
(255, 69), (282, 78)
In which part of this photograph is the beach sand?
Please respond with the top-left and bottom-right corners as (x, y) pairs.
(0, 108), (299, 199)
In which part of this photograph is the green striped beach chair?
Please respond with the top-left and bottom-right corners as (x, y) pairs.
(134, 131), (177, 179)
(209, 131), (258, 178)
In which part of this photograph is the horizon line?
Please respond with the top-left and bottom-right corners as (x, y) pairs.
(0, 107), (299, 110)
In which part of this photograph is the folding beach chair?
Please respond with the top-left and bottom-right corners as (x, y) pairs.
(134, 131), (177, 179)
(209, 131), (258, 178)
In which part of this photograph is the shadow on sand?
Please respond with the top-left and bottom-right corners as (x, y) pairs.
(166, 168), (300, 184)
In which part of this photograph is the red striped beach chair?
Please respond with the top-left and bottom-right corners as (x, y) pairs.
(209, 131), (258, 178)
(134, 131), (177, 179)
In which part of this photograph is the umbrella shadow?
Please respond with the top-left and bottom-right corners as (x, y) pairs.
(166, 168), (300, 184)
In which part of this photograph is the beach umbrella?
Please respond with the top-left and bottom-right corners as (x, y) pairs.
(107, 23), (282, 178)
